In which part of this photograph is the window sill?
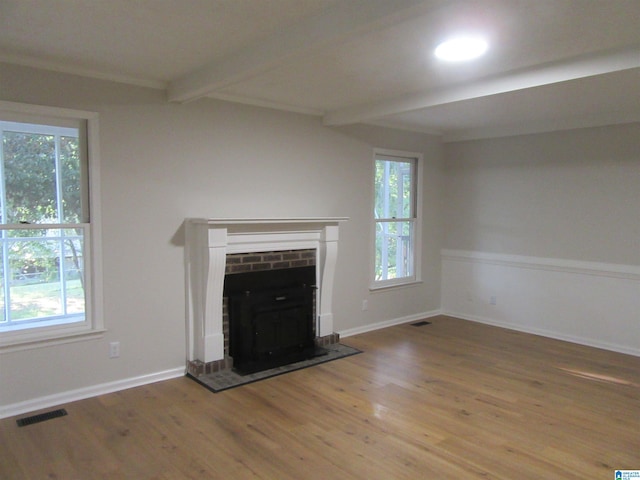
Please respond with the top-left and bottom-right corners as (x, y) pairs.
(0, 327), (106, 354)
(369, 279), (423, 292)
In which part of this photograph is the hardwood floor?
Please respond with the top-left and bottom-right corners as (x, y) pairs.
(1, 315), (639, 479)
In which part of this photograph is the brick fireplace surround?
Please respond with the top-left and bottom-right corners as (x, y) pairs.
(184, 218), (347, 376)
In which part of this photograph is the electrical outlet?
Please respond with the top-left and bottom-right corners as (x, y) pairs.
(489, 296), (497, 305)
(362, 299), (368, 311)
(109, 342), (120, 358)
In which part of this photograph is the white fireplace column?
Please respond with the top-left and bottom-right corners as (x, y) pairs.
(318, 224), (339, 337)
(185, 218), (347, 364)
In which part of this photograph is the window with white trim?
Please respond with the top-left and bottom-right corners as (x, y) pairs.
(373, 150), (420, 288)
(0, 102), (102, 349)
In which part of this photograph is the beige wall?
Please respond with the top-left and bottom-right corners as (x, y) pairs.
(0, 63), (443, 408)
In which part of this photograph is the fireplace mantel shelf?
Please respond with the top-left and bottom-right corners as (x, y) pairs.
(188, 217), (349, 226)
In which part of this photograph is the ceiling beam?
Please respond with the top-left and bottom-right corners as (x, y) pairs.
(443, 110), (640, 143)
(323, 46), (640, 126)
(167, 0), (442, 103)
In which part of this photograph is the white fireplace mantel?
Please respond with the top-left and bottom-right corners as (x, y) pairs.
(184, 217), (348, 363)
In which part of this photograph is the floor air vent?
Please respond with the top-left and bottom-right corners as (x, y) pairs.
(411, 321), (432, 327)
(16, 408), (67, 427)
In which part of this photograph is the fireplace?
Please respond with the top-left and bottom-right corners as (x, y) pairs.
(184, 217), (347, 376)
(225, 265), (316, 374)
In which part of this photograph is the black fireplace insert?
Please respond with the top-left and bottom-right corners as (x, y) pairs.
(224, 266), (317, 375)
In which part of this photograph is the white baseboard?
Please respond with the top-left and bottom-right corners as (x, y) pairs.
(443, 310), (640, 357)
(338, 309), (442, 338)
(0, 366), (185, 420)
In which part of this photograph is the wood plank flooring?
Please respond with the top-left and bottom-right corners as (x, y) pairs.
(1, 315), (639, 479)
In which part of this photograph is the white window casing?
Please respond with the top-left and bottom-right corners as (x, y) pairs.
(0, 101), (104, 352)
(371, 148), (422, 290)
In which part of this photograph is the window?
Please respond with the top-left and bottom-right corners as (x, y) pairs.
(372, 150), (420, 288)
(0, 102), (103, 350)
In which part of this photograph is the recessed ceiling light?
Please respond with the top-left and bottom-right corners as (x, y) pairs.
(434, 36), (488, 62)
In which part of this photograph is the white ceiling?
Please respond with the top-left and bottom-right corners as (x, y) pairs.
(1, 0), (639, 141)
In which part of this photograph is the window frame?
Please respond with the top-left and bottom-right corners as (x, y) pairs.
(0, 101), (104, 352)
(370, 148), (422, 290)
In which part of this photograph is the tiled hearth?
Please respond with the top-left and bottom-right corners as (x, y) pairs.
(184, 218), (346, 376)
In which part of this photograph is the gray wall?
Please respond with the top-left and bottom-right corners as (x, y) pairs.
(443, 124), (640, 265)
